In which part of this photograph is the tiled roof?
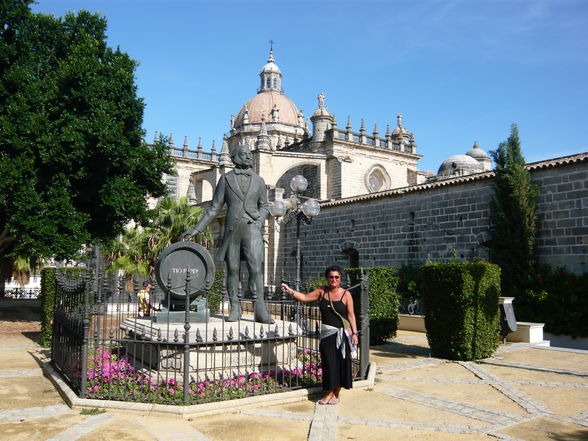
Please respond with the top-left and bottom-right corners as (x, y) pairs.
(321, 152), (588, 208)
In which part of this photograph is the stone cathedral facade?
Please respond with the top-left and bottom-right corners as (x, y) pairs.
(161, 50), (587, 283)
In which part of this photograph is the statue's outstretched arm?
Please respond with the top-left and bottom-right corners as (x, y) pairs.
(180, 176), (226, 239)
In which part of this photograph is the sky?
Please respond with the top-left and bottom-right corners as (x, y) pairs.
(32, 0), (588, 173)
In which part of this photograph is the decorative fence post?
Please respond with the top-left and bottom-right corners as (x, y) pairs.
(80, 272), (91, 398)
(359, 268), (370, 379)
(183, 269), (191, 404)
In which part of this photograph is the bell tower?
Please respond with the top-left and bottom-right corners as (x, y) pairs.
(258, 41), (282, 94)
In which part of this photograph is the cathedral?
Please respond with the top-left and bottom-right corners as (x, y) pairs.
(166, 49), (493, 207)
(161, 49), (506, 281)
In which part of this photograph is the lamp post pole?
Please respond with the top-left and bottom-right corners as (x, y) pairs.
(295, 213), (302, 291)
(269, 175), (321, 291)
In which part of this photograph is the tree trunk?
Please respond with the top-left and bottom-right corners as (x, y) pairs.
(0, 256), (12, 298)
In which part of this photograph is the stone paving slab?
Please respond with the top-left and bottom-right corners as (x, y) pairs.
(497, 416), (588, 441)
(516, 384), (588, 419)
(336, 389), (491, 427)
(382, 379), (530, 417)
(0, 376), (63, 410)
(192, 411), (312, 441)
(481, 362), (588, 384)
(47, 413), (116, 441)
(334, 423), (495, 441)
(0, 368), (42, 378)
(382, 360), (479, 380)
(136, 415), (213, 441)
(2, 348), (46, 370)
(0, 412), (87, 441)
(490, 347), (588, 373)
(0, 404), (72, 422)
(307, 402), (337, 441)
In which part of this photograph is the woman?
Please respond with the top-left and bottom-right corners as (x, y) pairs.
(281, 265), (359, 405)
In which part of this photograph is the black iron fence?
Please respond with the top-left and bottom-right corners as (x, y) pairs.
(51, 269), (370, 405)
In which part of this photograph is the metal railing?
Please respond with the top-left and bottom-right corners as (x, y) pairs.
(51, 268), (370, 405)
(2, 288), (41, 299)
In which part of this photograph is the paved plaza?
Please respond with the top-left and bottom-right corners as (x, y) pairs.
(1, 299), (587, 441)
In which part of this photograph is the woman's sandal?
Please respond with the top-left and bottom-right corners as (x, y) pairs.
(328, 398), (340, 405)
(318, 398), (331, 405)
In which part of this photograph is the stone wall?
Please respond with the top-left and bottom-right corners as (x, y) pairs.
(531, 160), (588, 271)
(274, 155), (588, 281)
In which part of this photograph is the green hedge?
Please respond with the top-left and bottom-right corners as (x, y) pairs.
(347, 267), (399, 345)
(515, 266), (588, 338)
(419, 262), (501, 360)
(39, 267), (90, 348)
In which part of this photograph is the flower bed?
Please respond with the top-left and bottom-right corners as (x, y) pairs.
(86, 347), (330, 404)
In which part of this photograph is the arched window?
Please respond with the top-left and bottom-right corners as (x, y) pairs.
(343, 248), (359, 269)
(272, 77), (277, 88)
(266, 78), (271, 88)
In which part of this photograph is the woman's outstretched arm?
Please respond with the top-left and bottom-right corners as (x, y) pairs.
(281, 283), (322, 303)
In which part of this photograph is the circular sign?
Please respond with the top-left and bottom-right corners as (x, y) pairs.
(155, 241), (215, 299)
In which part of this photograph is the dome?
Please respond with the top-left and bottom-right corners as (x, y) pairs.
(234, 91), (302, 127)
(466, 142), (490, 161)
(261, 61), (281, 74)
(392, 114), (408, 135)
(313, 106), (330, 117)
(438, 154), (484, 177)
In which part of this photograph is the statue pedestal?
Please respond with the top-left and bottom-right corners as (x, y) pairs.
(120, 315), (305, 381)
(155, 309), (209, 324)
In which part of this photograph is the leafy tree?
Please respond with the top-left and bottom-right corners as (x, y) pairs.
(489, 124), (538, 293)
(0, 1), (173, 292)
(105, 196), (213, 278)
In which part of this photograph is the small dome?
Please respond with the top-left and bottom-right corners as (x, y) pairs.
(392, 113), (408, 135)
(466, 142), (490, 160)
(234, 91), (302, 127)
(313, 106), (330, 117)
(261, 61), (281, 74)
(438, 154), (483, 177)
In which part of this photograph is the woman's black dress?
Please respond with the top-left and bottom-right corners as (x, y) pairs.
(319, 293), (353, 391)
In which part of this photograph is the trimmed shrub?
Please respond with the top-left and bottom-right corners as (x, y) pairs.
(347, 267), (399, 345)
(39, 267), (89, 348)
(419, 262), (501, 360)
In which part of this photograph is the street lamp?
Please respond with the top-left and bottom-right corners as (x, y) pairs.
(269, 175), (321, 290)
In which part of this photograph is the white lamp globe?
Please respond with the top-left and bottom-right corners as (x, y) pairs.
(269, 200), (287, 217)
(290, 175), (308, 193)
(301, 199), (321, 218)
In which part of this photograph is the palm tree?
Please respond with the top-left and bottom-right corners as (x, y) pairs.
(105, 196), (212, 278)
(0, 253), (45, 298)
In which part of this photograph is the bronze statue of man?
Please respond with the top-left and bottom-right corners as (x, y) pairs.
(182, 144), (273, 323)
